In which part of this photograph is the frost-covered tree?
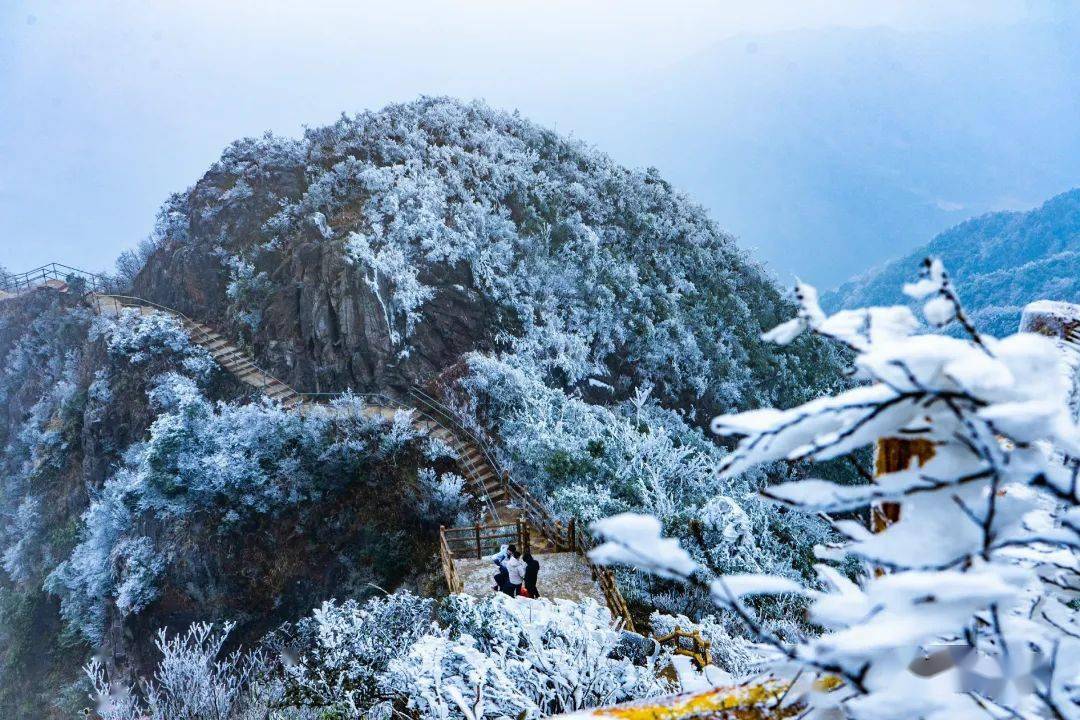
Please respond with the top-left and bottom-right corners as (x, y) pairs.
(391, 594), (672, 719)
(591, 259), (1080, 719)
(85, 622), (278, 720)
(92, 308), (218, 382)
(46, 381), (446, 644)
(276, 591), (434, 715)
(87, 592), (670, 720)
(458, 354), (839, 617)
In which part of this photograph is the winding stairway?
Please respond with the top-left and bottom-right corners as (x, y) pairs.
(1, 265), (631, 625)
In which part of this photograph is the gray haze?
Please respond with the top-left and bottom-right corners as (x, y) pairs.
(1, 0), (1077, 286)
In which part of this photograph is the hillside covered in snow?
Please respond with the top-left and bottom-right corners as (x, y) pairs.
(0, 98), (855, 718)
(826, 188), (1080, 335)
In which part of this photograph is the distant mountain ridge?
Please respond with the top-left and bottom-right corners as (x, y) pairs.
(825, 188), (1080, 336)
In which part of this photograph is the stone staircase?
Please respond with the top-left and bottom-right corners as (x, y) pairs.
(96, 295), (305, 409)
(3, 266), (631, 626)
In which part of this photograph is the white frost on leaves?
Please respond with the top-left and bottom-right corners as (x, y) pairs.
(589, 513), (698, 580)
(710, 574), (806, 600)
(590, 258), (1080, 720)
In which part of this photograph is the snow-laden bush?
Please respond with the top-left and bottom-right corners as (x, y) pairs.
(277, 591), (434, 715)
(87, 592), (669, 720)
(418, 468), (471, 527)
(225, 254), (273, 331)
(0, 300), (90, 590)
(47, 381), (444, 644)
(91, 308), (217, 381)
(85, 622), (279, 720)
(591, 259), (1080, 719)
(394, 594), (672, 719)
(648, 611), (771, 679)
(459, 357), (838, 616)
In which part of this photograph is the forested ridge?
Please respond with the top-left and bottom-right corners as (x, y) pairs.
(827, 188), (1080, 335)
(0, 97), (855, 718)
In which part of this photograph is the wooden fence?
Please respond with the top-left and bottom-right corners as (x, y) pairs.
(417, 388), (637, 632)
(503, 473), (636, 632)
(654, 626), (713, 669)
(441, 520), (526, 560)
(438, 527), (464, 594)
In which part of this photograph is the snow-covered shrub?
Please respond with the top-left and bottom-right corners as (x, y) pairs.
(0, 300), (92, 591)
(44, 446), (154, 643)
(459, 355), (837, 616)
(418, 468), (470, 526)
(591, 259), (1080, 719)
(92, 308), (217, 382)
(88, 592), (671, 720)
(398, 594), (671, 719)
(85, 622), (275, 720)
(47, 380), (444, 644)
(225, 254), (273, 331)
(648, 611), (770, 679)
(278, 592), (433, 715)
(114, 237), (161, 290)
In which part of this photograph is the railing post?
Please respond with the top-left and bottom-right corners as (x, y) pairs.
(871, 438), (935, 532)
(475, 524), (482, 559)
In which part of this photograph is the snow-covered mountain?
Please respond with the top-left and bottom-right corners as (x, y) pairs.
(826, 188), (1080, 336)
(0, 98), (851, 718)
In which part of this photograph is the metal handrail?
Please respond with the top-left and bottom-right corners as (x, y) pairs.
(1, 263), (111, 295)
(408, 387), (507, 479)
(96, 294), (296, 396)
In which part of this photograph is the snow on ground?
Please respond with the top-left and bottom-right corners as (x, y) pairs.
(456, 551), (606, 605)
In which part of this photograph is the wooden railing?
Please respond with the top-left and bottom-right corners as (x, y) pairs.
(502, 474), (574, 552)
(654, 626), (713, 669)
(441, 520), (525, 560)
(501, 472), (636, 631)
(568, 520), (636, 632)
(438, 526), (464, 594)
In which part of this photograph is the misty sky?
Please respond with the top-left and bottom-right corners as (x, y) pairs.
(1, 0), (1076, 286)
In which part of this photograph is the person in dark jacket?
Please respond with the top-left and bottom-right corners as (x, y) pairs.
(522, 551), (540, 598)
(493, 562), (513, 596)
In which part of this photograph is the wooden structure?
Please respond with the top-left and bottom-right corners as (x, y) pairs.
(553, 679), (805, 720)
(870, 437), (935, 532)
(0, 263), (110, 295)
(654, 626), (712, 669)
(440, 520), (527, 560)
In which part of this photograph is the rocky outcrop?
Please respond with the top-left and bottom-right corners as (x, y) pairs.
(134, 175), (497, 399)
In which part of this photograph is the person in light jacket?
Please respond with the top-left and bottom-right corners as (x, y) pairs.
(503, 545), (526, 597)
(487, 545), (513, 596)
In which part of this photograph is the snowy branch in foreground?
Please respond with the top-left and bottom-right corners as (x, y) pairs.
(591, 259), (1080, 720)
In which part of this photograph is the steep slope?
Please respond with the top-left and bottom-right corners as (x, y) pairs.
(826, 189), (1080, 335)
(0, 98), (855, 716)
(135, 96), (843, 420)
